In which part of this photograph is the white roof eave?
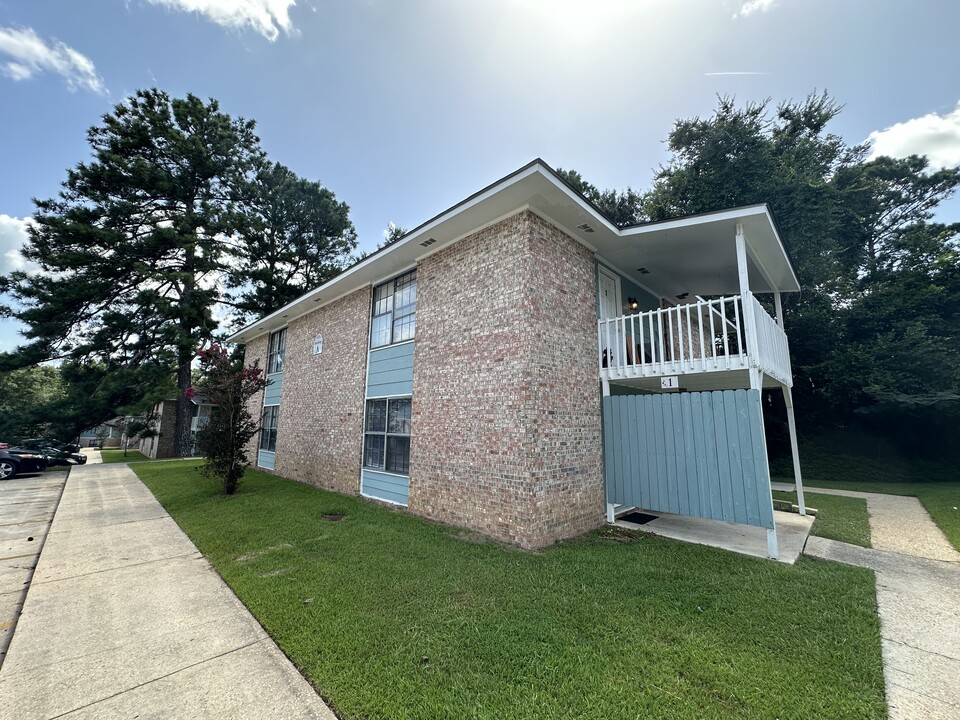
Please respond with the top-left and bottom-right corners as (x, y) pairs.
(228, 162), (800, 345)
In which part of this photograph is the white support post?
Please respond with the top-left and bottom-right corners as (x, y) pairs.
(774, 291), (784, 328)
(606, 503), (616, 524)
(767, 527), (779, 560)
(782, 386), (806, 515)
(736, 224), (761, 388)
(602, 378), (610, 397)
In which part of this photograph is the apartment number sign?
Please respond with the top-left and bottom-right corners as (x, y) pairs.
(312, 333), (324, 355)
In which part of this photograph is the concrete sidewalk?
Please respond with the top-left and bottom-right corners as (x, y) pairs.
(773, 481), (959, 562)
(0, 463), (335, 719)
(796, 484), (960, 720)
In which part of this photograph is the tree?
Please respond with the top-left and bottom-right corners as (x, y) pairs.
(225, 160), (357, 327)
(121, 414), (158, 456)
(378, 221), (407, 249)
(1, 89), (262, 456)
(42, 360), (172, 442)
(0, 365), (64, 441)
(190, 344), (268, 494)
(588, 93), (960, 454)
(555, 168), (645, 227)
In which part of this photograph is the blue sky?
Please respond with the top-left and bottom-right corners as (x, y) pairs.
(1, 0), (959, 352)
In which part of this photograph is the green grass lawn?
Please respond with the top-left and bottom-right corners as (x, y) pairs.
(773, 491), (871, 548)
(99, 448), (150, 463)
(134, 461), (886, 720)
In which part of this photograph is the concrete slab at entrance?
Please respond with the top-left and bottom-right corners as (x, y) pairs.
(0, 463), (335, 720)
(616, 509), (814, 563)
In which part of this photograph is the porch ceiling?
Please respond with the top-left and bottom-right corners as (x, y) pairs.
(602, 208), (800, 298)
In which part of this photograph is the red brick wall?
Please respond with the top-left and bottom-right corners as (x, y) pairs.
(242, 333), (269, 463)
(273, 288), (370, 494)
(409, 211), (604, 548)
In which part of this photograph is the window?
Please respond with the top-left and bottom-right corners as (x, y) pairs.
(363, 398), (412, 475)
(267, 328), (286, 374)
(371, 270), (416, 348)
(260, 405), (279, 452)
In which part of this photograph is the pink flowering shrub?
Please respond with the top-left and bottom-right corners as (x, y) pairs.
(187, 344), (268, 494)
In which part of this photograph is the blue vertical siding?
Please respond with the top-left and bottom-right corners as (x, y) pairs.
(603, 389), (774, 529)
(366, 343), (414, 397)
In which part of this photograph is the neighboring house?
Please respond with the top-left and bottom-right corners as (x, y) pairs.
(227, 160), (806, 557)
(79, 421), (123, 448)
(139, 396), (214, 459)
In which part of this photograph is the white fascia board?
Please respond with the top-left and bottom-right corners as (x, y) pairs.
(227, 161), (602, 344)
(618, 204), (769, 237)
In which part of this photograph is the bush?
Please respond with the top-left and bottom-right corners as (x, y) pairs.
(187, 345), (268, 494)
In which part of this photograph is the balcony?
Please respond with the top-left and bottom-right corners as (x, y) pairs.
(598, 293), (792, 392)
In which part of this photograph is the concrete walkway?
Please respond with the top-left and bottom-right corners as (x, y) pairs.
(78, 447), (102, 464)
(773, 481), (959, 561)
(0, 463), (335, 720)
(617, 508), (814, 564)
(792, 483), (960, 720)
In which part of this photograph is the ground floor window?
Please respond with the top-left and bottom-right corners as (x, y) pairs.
(363, 397), (411, 475)
(260, 405), (279, 452)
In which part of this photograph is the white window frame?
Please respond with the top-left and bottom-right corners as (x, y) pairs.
(370, 270), (417, 349)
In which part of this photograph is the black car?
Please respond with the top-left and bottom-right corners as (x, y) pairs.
(18, 439), (86, 466)
(0, 448), (48, 480)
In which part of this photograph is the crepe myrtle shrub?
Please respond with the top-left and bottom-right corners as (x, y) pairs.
(187, 345), (268, 495)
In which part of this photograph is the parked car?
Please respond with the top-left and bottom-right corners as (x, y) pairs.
(17, 439), (86, 465)
(20, 438), (81, 454)
(0, 448), (48, 480)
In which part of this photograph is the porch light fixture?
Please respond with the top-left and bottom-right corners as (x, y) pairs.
(625, 297), (640, 312)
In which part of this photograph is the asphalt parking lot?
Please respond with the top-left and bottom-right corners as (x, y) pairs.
(0, 471), (67, 667)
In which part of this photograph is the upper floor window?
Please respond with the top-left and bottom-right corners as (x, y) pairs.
(267, 328), (286, 374)
(371, 270), (416, 349)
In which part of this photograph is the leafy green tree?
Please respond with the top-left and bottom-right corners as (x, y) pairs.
(575, 93), (959, 455)
(555, 168), (645, 227)
(0, 365), (65, 441)
(378, 222), (407, 249)
(225, 160), (357, 327)
(1, 89), (262, 455)
(42, 361), (173, 442)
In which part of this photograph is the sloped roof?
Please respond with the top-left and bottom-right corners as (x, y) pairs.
(228, 159), (799, 345)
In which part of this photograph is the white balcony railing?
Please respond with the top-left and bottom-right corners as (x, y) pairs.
(748, 293), (792, 386)
(598, 294), (792, 387)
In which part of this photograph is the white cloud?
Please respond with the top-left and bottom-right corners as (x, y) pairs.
(867, 102), (960, 169)
(0, 215), (39, 276)
(735, 0), (778, 18)
(0, 26), (106, 94)
(145, 0), (297, 41)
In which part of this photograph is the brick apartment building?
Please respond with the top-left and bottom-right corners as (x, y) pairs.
(228, 160), (806, 557)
